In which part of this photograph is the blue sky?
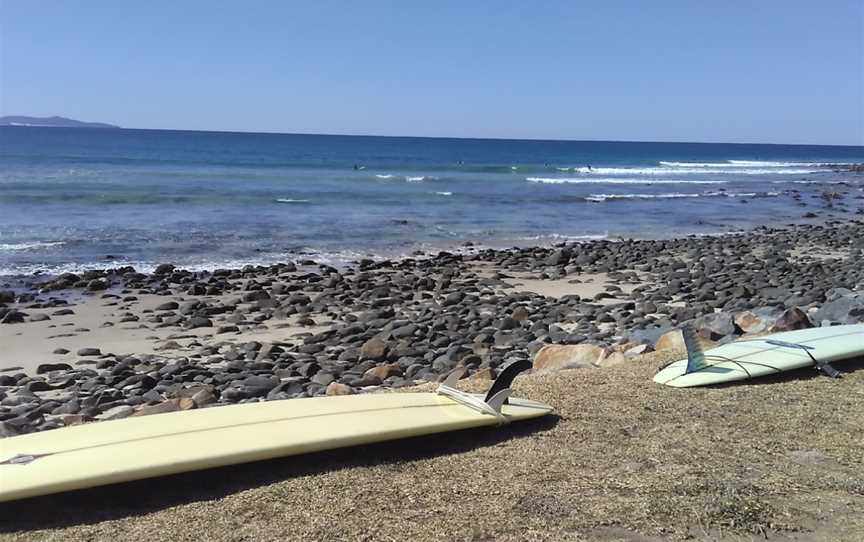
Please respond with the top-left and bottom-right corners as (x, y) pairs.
(1, 1), (862, 145)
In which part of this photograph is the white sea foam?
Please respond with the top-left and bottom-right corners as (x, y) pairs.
(526, 177), (727, 185)
(585, 191), (780, 202)
(434, 191), (453, 196)
(406, 176), (426, 182)
(375, 174), (395, 179)
(582, 166), (821, 175)
(660, 160), (840, 168)
(275, 198), (310, 204)
(0, 241), (65, 252)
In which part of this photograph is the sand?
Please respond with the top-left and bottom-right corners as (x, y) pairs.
(0, 292), (326, 375)
(1, 349), (862, 541)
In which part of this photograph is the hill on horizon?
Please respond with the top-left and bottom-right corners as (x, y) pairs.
(0, 115), (119, 128)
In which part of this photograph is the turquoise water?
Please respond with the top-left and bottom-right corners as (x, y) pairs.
(1, 126), (862, 276)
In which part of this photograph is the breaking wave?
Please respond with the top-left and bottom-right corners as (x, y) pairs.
(526, 177), (727, 185)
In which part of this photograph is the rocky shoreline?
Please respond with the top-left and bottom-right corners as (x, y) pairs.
(2, 219), (864, 437)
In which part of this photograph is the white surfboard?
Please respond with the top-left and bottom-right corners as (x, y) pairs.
(0, 361), (552, 502)
(654, 324), (864, 387)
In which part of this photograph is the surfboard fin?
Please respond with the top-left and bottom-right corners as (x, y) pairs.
(681, 324), (708, 375)
(484, 358), (533, 404)
(436, 359), (532, 422)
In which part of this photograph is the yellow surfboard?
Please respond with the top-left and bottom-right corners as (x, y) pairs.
(0, 361), (551, 502)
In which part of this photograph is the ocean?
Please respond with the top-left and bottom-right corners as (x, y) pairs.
(1, 126), (862, 277)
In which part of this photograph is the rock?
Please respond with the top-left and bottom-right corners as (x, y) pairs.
(469, 367), (495, 381)
(154, 263), (176, 275)
(624, 343), (653, 357)
(360, 336), (388, 361)
(77, 347), (101, 356)
(97, 405), (135, 421)
(187, 316), (212, 329)
(594, 350), (627, 368)
(363, 363), (402, 381)
(511, 306), (530, 322)
(442, 292), (463, 306)
(655, 329), (686, 352)
(310, 372), (335, 386)
(812, 293), (864, 325)
(1, 310), (26, 324)
(238, 375), (279, 397)
(770, 307), (813, 333)
(36, 363), (73, 374)
(132, 399), (182, 417)
(734, 311), (771, 334)
(0, 290), (14, 304)
(545, 248), (572, 267)
(690, 312), (737, 340)
(62, 414), (88, 426)
(87, 279), (108, 291)
(533, 344), (605, 372)
(29, 313), (51, 322)
(155, 301), (179, 311)
(52, 348), (70, 355)
(325, 382), (354, 396)
(0, 421), (23, 438)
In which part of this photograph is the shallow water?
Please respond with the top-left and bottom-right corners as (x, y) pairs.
(1, 126), (862, 276)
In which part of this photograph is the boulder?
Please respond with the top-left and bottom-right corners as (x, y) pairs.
(325, 382), (354, 396)
(624, 343), (653, 357)
(770, 307), (813, 333)
(360, 336), (388, 361)
(533, 344), (605, 372)
(690, 312), (737, 340)
(363, 363), (402, 381)
(655, 329), (686, 352)
(132, 399), (183, 417)
(97, 405), (135, 421)
(594, 351), (627, 368)
(812, 293), (864, 325)
(734, 311), (771, 334)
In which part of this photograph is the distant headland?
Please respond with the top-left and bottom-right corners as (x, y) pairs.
(0, 115), (119, 128)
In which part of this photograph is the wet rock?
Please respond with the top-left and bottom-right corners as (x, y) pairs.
(154, 263), (176, 275)
(87, 279), (108, 291)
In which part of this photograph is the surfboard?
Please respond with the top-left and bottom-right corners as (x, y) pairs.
(0, 361), (552, 502)
(654, 323), (864, 387)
